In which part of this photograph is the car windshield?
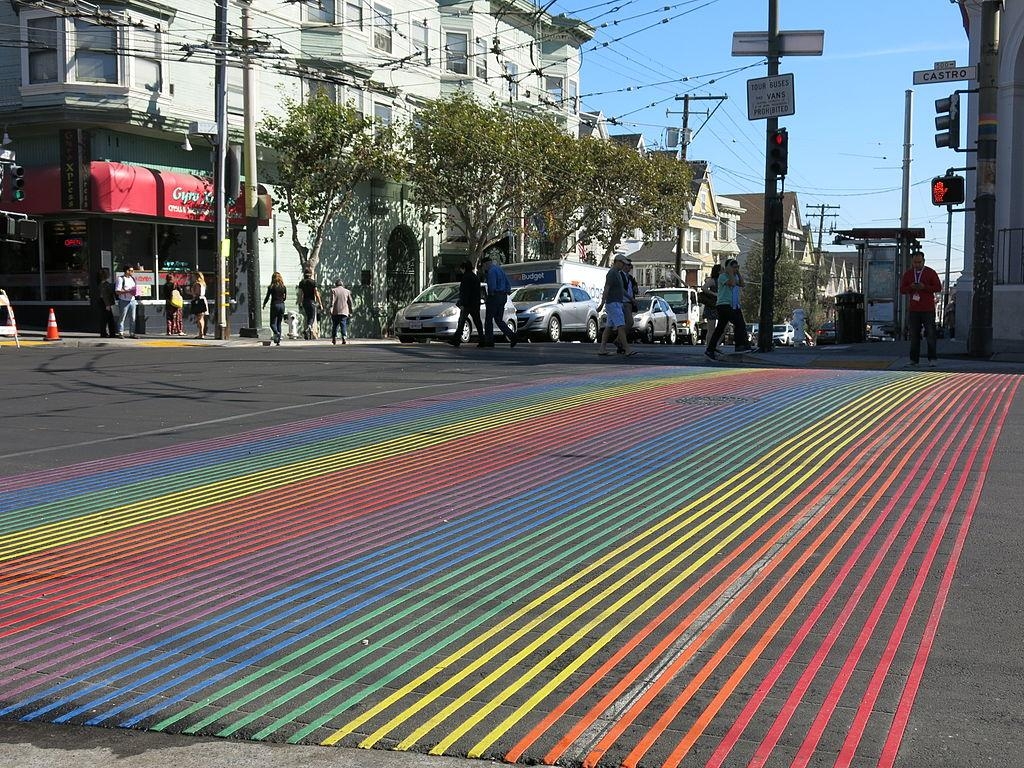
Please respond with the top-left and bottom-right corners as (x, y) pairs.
(773, 325), (788, 332)
(514, 286), (558, 302)
(413, 284), (459, 303)
(648, 291), (688, 312)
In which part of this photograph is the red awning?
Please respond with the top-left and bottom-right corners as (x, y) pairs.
(4, 161), (271, 225)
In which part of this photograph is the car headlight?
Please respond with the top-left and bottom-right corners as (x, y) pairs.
(438, 307), (458, 318)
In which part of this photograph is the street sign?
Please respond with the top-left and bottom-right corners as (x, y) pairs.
(747, 74), (795, 120)
(732, 30), (824, 57)
(913, 65), (976, 85)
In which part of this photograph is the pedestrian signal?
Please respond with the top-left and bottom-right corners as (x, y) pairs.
(931, 175), (965, 206)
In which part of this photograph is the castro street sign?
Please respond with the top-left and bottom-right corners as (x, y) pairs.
(913, 59), (977, 85)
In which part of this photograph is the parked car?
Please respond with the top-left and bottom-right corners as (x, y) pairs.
(773, 323), (796, 346)
(815, 321), (838, 345)
(600, 295), (678, 344)
(510, 283), (599, 342)
(866, 321), (897, 342)
(643, 287), (700, 344)
(393, 283), (517, 344)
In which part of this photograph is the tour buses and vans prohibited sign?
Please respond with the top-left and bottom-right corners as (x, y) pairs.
(747, 74), (795, 120)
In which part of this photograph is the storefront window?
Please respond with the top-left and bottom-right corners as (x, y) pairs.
(42, 220), (89, 301)
(0, 238), (41, 301)
(111, 220), (154, 272)
(196, 227), (217, 292)
(158, 224), (197, 296)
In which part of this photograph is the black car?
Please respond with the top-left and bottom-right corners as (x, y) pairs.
(815, 321), (837, 345)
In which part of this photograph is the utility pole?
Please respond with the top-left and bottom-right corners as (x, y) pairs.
(238, 0), (262, 337)
(213, 0), (230, 339)
(670, 94), (726, 285)
(758, 0), (781, 353)
(805, 203), (838, 322)
(968, 0), (1000, 358)
(897, 89), (913, 337)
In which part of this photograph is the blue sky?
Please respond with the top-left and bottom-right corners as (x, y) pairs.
(556, 0), (969, 275)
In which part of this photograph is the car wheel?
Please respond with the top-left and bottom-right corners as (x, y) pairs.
(642, 323), (655, 344)
(584, 317), (599, 343)
(546, 315), (562, 342)
(665, 324), (677, 344)
(460, 323), (472, 344)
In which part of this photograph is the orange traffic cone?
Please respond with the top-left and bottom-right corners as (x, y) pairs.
(44, 307), (61, 341)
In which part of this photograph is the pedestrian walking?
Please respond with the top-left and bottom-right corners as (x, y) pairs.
(164, 275), (185, 336)
(297, 268), (323, 340)
(329, 279), (354, 345)
(113, 264), (139, 338)
(263, 271), (287, 345)
(478, 255), (517, 348)
(597, 255), (636, 357)
(95, 268), (117, 337)
(705, 259), (749, 359)
(450, 260), (484, 348)
(619, 257), (638, 350)
(699, 264), (721, 343)
(791, 306), (806, 347)
(899, 251), (942, 366)
(190, 271), (209, 338)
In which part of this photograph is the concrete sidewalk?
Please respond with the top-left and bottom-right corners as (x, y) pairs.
(0, 720), (510, 768)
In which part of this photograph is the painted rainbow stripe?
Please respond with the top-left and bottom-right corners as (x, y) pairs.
(0, 366), (1016, 768)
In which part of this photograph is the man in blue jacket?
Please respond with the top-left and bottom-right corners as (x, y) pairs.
(478, 255), (518, 348)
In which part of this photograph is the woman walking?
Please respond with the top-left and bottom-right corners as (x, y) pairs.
(164, 275), (185, 336)
(705, 259), (746, 359)
(263, 272), (287, 345)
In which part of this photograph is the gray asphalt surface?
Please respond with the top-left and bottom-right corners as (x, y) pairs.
(2, 333), (1022, 768)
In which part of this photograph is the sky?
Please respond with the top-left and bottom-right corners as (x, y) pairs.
(553, 0), (970, 277)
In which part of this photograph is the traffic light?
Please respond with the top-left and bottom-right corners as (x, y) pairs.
(935, 92), (960, 150)
(931, 174), (965, 206)
(10, 164), (25, 201)
(768, 128), (788, 177)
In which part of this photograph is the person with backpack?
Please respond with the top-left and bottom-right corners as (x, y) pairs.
(164, 275), (185, 336)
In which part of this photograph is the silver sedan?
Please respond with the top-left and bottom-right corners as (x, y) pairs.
(393, 283), (517, 344)
(511, 283), (600, 342)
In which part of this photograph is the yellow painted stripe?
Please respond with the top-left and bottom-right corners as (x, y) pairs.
(324, 375), (933, 749)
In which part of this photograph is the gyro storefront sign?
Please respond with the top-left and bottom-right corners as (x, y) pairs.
(166, 184), (216, 220)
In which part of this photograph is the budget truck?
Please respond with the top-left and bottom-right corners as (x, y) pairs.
(503, 259), (609, 300)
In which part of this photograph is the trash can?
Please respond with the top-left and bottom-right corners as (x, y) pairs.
(134, 300), (147, 335)
(835, 292), (865, 343)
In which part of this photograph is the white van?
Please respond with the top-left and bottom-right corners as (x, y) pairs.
(643, 287), (701, 344)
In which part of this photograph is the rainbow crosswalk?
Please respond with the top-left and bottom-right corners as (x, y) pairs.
(0, 366), (1017, 767)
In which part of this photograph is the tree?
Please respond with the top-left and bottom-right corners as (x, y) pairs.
(740, 241), (803, 322)
(402, 93), (568, 265)
(258, 93), (398, 277)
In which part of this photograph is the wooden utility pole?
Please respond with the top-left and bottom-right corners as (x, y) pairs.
(758, 0), (781, 352)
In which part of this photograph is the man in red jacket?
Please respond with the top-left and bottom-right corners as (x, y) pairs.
(899, 251), (943, 366)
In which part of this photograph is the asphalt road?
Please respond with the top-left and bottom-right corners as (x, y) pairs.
(1, 340), (1023, 768)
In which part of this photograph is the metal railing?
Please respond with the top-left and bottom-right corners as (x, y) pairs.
(996, 228), (1024, 285)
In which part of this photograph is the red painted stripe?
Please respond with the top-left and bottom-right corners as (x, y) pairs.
(674, 378), (984, 768)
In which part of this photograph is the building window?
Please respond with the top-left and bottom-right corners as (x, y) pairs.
(545, 75), (563, 104)
(74, 19), (118, 84)
(374, 102), (392, 125)
(504, 61), (518, 100)
(567, 80), (578, 114)
(373, 4), (392, 52)
(306, 78), (338, 102)
(445, 32), (468, 75)
(346, 0), (363, 30)
(413, 19), (429, 65)
(45, 220), (91, 301)
(134, 27), (162, 93)
(26, 16), (60, 84)
(475, 38), (487, 79)
(306, 0), (336, 23)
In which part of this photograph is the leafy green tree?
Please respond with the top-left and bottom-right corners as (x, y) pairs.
(258, 92), (398, 276)
(740, 240), (803, 322)
(402, 93), (569, 265)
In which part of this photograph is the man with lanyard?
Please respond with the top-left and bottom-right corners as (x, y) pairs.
(620, 257), (638, 351)
(478, 255), (517, 348)
(597, 255), (636, 356)
(899, 250), (942, 366)
(113, 264), (139, 338)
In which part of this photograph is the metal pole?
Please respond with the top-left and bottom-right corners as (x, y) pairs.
(942, 203), (953, 327)
(968, 0), (1000, 358)
(674, 95), (690, 284)
(213, 0), (230, 339)
(758, 0), (779, 353)
(898, 89), (913, 337)
(241, 0), (261, 336)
